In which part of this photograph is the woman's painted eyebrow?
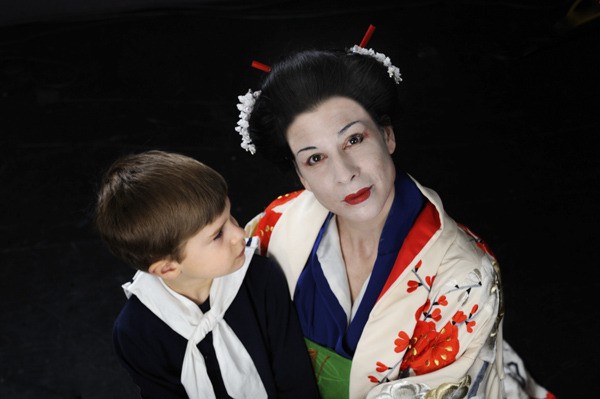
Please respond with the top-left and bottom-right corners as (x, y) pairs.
(295, 120), (362, 156)
(337, 120), (361, 136)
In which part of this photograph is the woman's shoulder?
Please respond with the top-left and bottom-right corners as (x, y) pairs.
(428, 219), (501, 305)
(262, 190), (305, 218)
(246, 190), (305, 254)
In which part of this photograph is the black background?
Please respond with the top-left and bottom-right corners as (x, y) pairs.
(1, 1), (598, 398)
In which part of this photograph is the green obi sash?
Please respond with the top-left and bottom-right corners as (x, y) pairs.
(305, 338), (351, 399)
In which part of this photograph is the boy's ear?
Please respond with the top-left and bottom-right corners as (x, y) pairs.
(148, 259), (180, 280)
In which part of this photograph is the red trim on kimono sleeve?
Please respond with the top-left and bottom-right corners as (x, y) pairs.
(456, 223), (496, 259)
(254, 190), (304, 255)
(377, 201), (441, 301)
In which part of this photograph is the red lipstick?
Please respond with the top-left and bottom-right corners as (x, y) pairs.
(344, 187), (371, 205)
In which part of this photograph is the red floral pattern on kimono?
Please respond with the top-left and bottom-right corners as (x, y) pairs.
(367, 222), (490, 384)
(254, 190), (303, 255)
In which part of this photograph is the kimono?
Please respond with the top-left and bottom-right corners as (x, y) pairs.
(245, 174), (554, 399)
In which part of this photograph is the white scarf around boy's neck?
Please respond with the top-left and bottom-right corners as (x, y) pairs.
(122, 237), (267, 399)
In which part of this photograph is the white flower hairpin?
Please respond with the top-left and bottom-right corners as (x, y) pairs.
(235, 25), (401, 154)
(235, 89), (260, 155)
(348, 24), (402, 84)
(235, 61), (271, 154)
(348, 45), (402, 84)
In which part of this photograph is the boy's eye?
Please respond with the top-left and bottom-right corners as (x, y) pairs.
(214, 230), (223, 240)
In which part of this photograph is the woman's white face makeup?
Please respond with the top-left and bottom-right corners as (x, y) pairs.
(287, 96), (397, 223)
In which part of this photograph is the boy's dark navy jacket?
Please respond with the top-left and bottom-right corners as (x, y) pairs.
(113, 254), (320, 399)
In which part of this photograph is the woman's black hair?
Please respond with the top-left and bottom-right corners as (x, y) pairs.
(248, 49), (401, 173)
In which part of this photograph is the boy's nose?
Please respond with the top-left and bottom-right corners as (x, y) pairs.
(232, 224), (246, 242)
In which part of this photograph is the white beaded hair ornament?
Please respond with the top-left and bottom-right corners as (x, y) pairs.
(235, 24), (401, 154)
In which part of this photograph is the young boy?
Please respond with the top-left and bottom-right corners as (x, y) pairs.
(94, 150), (319, 399)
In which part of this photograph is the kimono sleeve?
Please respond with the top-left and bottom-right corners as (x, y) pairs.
(244, 190), (304, 255)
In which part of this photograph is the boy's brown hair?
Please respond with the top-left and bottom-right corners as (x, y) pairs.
(94, 150), (228, 271)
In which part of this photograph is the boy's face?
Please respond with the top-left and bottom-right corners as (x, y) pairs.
(177, 198), (247, 280)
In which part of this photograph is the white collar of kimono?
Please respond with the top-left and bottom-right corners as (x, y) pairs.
(121, 237), (267, 399)
(317, 215), (370, 324)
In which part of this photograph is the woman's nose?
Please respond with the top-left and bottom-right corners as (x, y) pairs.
(333, 154), (358, 184)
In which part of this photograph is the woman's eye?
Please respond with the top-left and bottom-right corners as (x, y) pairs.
(347, 133), (364, 146)
(307, 154), (323, 166)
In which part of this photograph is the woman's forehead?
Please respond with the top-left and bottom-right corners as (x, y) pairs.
(288, 98), (373, 138)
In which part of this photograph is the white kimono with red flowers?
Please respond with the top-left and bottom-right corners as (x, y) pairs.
(245, 178), (553, 399)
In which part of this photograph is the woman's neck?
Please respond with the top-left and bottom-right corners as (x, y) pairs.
(336, 188), (395, 302)
(336, 220), (382, 302)
(337, 216), (385, 254)
(336, 182), (395, 252)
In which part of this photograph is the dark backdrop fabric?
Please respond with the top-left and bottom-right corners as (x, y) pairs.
(1, 1), (598, 398)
